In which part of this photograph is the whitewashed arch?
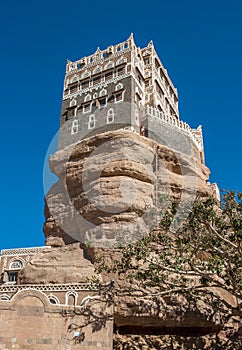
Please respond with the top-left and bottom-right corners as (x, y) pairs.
(104, 61), (114, 70)
(116, 56), (127, 65)
(82, 70), (90, 79)
(93, 66), (101, 74)
(48, 294), (60, 305)
(0, 294), (10, 301)
(84, 94), (91, 102)
(9, 259), (24, 270)
(99, 88), (107, 97)
(70, 98), (76, 107)
(65, 291), (78, 306)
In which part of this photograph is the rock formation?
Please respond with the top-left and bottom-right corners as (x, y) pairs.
(43, 130), (212, 248)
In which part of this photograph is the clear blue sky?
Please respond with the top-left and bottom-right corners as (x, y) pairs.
(0, 0), (241, 250)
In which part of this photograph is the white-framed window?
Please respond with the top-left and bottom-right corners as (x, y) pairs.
(65, 291), (78, 306)
(115, 83), (123, 91)
(104, 61), (114, 70)
(106, 108), (114, 124)
(116, 57), (127, 66)
(7, 272), (18, 283)
(71, 119), (79, 135)
(48, 294), (60, 305)
(9, 260), (23, 270)
(70, 75), (78, 83)
(83, 103), (91, 113)
(115, 92), (124, 103)
(99, 88), (107, 97)
(0, 294), (10, 301)
(68, 107), (76, 117)
(93, 66), (101, 74)
(82, 70), (90, 79)
(93, 92), (98, 99)
(70, 98), (76, 107)
(88, 114), (95, 129)
(84, 94), (91, 102)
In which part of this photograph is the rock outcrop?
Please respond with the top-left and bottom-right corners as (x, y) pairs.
(44, 130), (212, 247)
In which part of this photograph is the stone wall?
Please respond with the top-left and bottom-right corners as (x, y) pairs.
(0, 289), (113, 350)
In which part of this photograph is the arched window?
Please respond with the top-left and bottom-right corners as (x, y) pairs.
(71, 120), (78, 135)
(106, 109), (114, 124)
(0, 294), (10, 301)
(9, 260), (23, 270)
(104, 61), (114, 70)
(48, 294), (60, 305)
(84, 94), (91, 102)
(70, 99), (76, 107)
(70, 75), (78, 83)
(93, 92), (98, 99)
(88, 115), (95, 129)
(65, 291), (78, 306)
(116, 57), (127, 66)
(82, 70), (90, 79)
(93, 66), (101, 74)
(99, 89), (107, 97)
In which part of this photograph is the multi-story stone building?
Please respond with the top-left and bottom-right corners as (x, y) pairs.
(59, 34), (204, 164)
(0, 36), (217, 349)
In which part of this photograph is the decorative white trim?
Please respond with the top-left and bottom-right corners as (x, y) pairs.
(99, 88), (107, 97)
(82, 70), (90, 79)
(70, 98), (76, 107)
(48, 294), (60, 305)
(65, 291), (78, 306)
(114, 91), (124, 103)
(104, 61), (114, 70)
(71, 120), (79, 135)
(116, 56), (127, 65)
(0, 283), (98, 293)
(93, 66), (101, 74)
(84, 93), (91, 102)
(9, 259), (24, 270)
(0, 246), (50, 257)
(88, 114), (95, 129)
(0, 294), (10, 301)
(106, 108), (114, 124)
(115, 83), (123, 91)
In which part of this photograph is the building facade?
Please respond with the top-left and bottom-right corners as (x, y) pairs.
(59, 34), (204, 164)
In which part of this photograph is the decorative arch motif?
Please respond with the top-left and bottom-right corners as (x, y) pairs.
(70, 98), (76, 107)
(0, 294), (10, 301)
(84, 94), (92, 102)
(70, 75), (78, 83)
(9, 259), (23, 270)
(115, 83), (123, 91)
(99, 88), (107, 97)
(48, 294), (60, 305)
(116, 56), (127, 66)
(65, 291), (78, 306)
(93, 66), (101, 74)
(104, 61), (114, 70)
(82, 70), (90, 79)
